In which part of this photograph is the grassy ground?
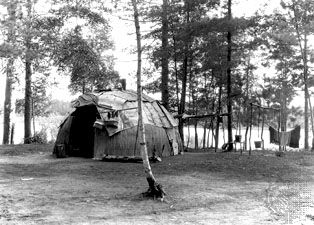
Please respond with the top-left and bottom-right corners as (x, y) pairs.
(0, 144), (313, 225)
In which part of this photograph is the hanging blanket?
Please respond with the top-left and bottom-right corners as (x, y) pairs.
(269, 126), (279, 144)
(269, 125), (300, 148)
(289, 125), (301, 148)
(280, 131), (291, 146)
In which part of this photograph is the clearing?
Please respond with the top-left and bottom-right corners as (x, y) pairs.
(0, 144), (314, 225)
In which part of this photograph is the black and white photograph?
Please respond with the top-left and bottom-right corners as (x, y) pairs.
(0, 0), (313, 224)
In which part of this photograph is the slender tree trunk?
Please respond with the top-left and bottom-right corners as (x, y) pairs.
(209, 71), (216, 148)
(210, 99), (215, 148)
(226, 0), (233, 149)
(244, 55), (250, 150)
(132, 0), (164, 199)
(2, 1), (17, 145)
(10, 123), (15, 144)
(307, 91), (314, 150)
(24, 0), (32, 143)
(178, 1), (190, 145)
(202, 72), (208, 149)
(187, 119), (190, 148)
(194, 120), (198, 150)
(32, 98), (36, 134)
(279, 75), (286, 132)
(292, 4), (309, 150)
(304, 35), (309, 150)
(215, 85), (222, 152)
(3, 59), (14, 145)
(24, 56), (32, 142)
(172, 35), (180, 110)
(178, 51), (188, 144)
(161, 0), (169, 109)
(249, 103), (253, 155)
(203, 120), (207, 149)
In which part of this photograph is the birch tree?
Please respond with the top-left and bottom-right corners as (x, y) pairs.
(131, 0), (165, 199)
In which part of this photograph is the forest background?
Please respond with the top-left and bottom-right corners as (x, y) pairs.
(0, 0), (314, 150)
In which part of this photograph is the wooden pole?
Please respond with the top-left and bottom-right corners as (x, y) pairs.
(187, 118), (190, 149)
(10, 123), (15, 145)
(261, 109), (265, 150)
(278, 108), (281, 152)
(249, 103), (253, 155)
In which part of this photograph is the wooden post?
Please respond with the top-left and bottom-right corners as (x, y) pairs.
(10, 123), (15, 145)
(249, 103), (253, 155)
(261, 109), (265, 150)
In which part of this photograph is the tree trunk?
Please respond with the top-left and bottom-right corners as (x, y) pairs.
(202, 70), (209, 149)
(3, 59), (14, 145)
(203, 120), (207, 149)
(215, 85), (222, 152)
(173, 35), (180, 110)
(10, 123), (15, 144)
(178, 2), (190, 145)
(303, 34), (309, 150)
(279, 74), (287, 132)
(24, 0), (32, 143)
(24, 56), (32, 142)
(32, 98), (36, 134)
(307, 92), (314, 150)
(161, 0), (169, 110)
(132, 0), (164, 199)
(186, 119), (190, 148)
(210, 99), (216, 148)
(244, 55), (250, 151)
(194, 120), (198, 150)
(2, 1), (17, 145)
(226, 0), (233, 149)
(249, 103), (253, 155)
(292, 4), (309, 150)
(178, 51), (188, 144)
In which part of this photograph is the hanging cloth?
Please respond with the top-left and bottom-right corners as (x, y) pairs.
(269, 126), (279, 144)
(280, 131), (291, 146)
(269, 125), (300, 148)
(289, 125), (301, 148)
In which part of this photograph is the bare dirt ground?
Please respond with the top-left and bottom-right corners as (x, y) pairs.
(0, 144), (314, 225)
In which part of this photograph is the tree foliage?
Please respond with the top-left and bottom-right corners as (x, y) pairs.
(55, 29), (118, 93)
(49, 0), (119, 94)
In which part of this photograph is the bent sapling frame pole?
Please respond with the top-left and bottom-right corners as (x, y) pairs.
(131, 0), (165, 200)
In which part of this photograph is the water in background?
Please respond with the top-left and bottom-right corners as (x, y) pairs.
(0, 114), (64, 144)
(183, 125), (311, 151)
(0, 115), (311, 151)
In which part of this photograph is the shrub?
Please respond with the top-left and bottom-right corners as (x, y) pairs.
(24, 130), (48, 144)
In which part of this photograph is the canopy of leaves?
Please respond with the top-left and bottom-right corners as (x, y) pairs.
(55, 29), (119, 93)
(47, 0), (119, 94)
(15, 75), (51, 117)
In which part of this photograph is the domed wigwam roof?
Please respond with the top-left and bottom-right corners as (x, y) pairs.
(71, 89), (178, 136)
(54, 89), (182, 159)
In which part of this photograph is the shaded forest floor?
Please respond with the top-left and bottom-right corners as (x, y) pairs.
(0, 144), (314, 225)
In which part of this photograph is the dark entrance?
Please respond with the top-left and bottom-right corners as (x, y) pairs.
(69, 105), (100, 158)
